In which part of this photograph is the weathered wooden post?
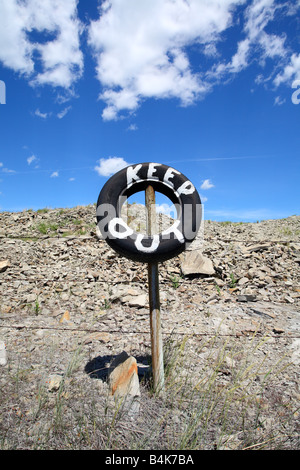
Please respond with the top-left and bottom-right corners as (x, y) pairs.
(96, 162), (201, 399)
(145, 185), (165, 394)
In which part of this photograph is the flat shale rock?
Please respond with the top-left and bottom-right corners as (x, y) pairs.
(0, 259), (9, 272)
(180, 250), (215, 276)
(0, 341), (7, 366)
(108, 351), (141, 416)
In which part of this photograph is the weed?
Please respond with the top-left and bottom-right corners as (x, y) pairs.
(62, 231), (74, 237)
(280, 227), (293, 236)
(76, 227), (87, 236)
(215, 283), (221, 295)
(1, 330), (298, 450)
(229, 273), (237, 288)
(37, 223), (48, 234)
(37, 208), (49, 214)
(34, 299), (41, 315)
(36, 222), (58, 235)
(169, 274), (180, 289)
(204, 308), (212, 317)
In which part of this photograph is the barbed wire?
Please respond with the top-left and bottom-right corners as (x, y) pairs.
(0, 234), (297, 244)
(0, 276), (207, 283)
(0, 322), (298, 339)
(1, 234), (299, 340)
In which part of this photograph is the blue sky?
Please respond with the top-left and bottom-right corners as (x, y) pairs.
(0, 0), (299, 221)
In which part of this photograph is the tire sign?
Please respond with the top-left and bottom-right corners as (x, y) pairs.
(96, 162), (202, 394)
(96, 162), (202, 263)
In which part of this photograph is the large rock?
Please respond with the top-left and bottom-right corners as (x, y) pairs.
(0, 341), (7, 366)
(180, 250), (215, 276)
(108, 351), (140, 416)
(0, 259), (9, 273)
(122, 293), (148, 308)
(46, 374), (63, 392)
(110, 286), (148, 308)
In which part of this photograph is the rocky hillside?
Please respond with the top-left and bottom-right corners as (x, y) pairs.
(1, 204), (299, 309)
(0, 204), (299, 449)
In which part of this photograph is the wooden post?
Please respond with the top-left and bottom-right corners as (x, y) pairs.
(145, 185), (165, 394)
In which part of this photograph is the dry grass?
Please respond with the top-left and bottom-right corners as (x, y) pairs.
(0, 328), (299, 450)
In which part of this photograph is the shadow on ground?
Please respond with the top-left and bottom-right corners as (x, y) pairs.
(84, 353), (151, 382)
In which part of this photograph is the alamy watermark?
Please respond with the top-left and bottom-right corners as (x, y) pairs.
(0, 80), (6, 104)
(291, 79), (300, 105)
(96, 201), (205, 252)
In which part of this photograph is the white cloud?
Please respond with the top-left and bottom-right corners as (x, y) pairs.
(156, 203), (177, 218)
(69, 177), (75, 181)
(207, 0), (291, 84)
(94, 157), (129, 177)
(203, 43), (219, 58)
(274, 53), (300, 86)
(201, 179), (214, 190)
(87, 0), (300, 120)
(57, 106), (72, 119)
(0, 0), (299, 118)
(88, 0), (243, 120)
(50, 171), (59, 178)
(0, 162), (3, 167)
(27, 154), (37, 165)
(274, 96), (286, 106)
(258, 32), (286, 60)
(127, 124), (138, 131)
(244, 0), (277, 40)
(0, 0), (83, 88)
(35, 109), (50, 119)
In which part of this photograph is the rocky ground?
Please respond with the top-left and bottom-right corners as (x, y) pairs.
(0, 204), (299, 450)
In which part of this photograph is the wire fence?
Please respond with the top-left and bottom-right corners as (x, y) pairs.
(0, 321), (298, 340)
(1, 234), (299, 340)
(0, 234), (296, 243)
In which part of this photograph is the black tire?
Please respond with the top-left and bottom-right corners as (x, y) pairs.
(96, 162), (202, 262)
